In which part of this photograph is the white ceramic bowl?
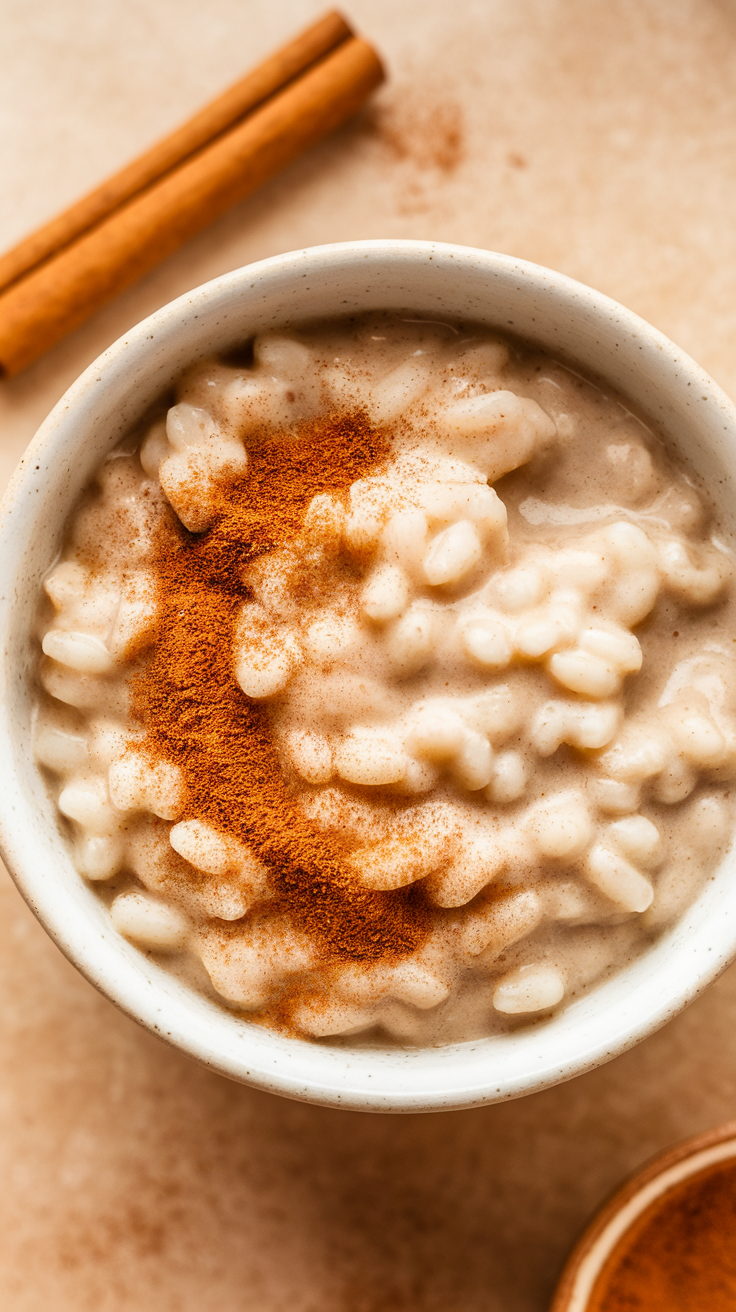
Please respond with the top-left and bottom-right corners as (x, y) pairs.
(2, 240), (736, 1113)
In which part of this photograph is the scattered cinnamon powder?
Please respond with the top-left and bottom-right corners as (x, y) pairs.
(131, 412), (432, 971)
(373, 98), (465, 174)
(589, 1162), (736, 1311)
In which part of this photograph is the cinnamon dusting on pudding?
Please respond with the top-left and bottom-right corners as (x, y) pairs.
(130, 411), (432, 988)
(36, 315), (736, 1043)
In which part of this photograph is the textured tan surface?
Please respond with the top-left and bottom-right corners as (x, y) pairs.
(2, 2), (736, 1308)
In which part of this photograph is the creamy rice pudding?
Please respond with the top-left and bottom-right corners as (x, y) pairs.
(34, 316), (736, 1044)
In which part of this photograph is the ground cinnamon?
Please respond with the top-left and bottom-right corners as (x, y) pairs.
(589, 1162), (736, 1311)
(130, 412), (432, 971)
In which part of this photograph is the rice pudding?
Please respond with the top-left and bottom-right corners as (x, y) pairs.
(33, 316), (736, 1044)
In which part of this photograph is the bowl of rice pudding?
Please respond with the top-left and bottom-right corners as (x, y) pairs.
(2, 240), (736, 1111)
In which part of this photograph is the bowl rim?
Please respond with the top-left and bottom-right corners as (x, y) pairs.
(550, 1119), (736, 1310)
(2, 237), (736, 1113)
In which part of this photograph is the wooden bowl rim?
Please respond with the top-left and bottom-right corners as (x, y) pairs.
(550, 1120), (736, 1311)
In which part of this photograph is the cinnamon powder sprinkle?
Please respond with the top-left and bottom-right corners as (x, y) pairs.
(131, 412), (433, 967)
(591, 1162), (736, 1311)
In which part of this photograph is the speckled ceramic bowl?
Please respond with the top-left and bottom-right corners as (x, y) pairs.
(1, 240), (736, 1111)
(551, 1121), (736, 1310)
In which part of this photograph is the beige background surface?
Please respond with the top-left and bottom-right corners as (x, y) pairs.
(2, 1), (736, 1308)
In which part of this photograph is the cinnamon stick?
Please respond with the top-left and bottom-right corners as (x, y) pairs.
(0, 10), (353, 297)
(0, 29), (384, 377)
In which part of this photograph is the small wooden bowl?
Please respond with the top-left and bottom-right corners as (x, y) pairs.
(550, 1121), (736, 1311)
